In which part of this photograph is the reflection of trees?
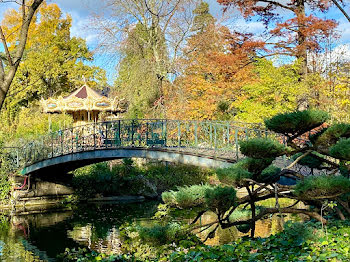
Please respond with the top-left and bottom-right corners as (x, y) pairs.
(193, 208), (306, 246)
(0, 217), (49, 261)
(68, 224), (122, 254)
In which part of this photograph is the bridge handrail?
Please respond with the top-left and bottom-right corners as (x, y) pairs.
(3, 119), (302, 170)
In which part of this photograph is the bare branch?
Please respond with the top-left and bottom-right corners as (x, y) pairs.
(0, 26), (13, 66)
(331, 0), (350, 23)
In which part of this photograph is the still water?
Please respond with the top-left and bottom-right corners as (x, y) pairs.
(0, 201), (303, 261)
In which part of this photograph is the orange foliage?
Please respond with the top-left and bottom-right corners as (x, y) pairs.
(165, 24), (264, 120)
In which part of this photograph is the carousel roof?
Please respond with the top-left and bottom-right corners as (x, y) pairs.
(41, 84), (127, 113)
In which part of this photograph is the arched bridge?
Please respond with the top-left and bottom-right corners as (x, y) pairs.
(4, 119), (283, 176)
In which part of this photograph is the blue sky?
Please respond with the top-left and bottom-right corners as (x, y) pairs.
(1, 0), (350, 84)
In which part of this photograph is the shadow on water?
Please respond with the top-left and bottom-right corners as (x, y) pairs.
(0, 200), (305, 261)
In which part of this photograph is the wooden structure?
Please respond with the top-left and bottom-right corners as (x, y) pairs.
(41, 84), (127, 126)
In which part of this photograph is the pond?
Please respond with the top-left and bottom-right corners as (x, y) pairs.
(0, 201), (305, 261)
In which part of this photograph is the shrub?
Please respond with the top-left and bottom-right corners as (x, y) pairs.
(205, 186), (236, 215)
(329, 138), (350, 160)
(239, 138), (287, 158)
(216, 166), (252, 186)
(291, 152), (323, 169)
(256, 165), (281, 183)
(162, 184), (212, 208)
(314, 123), (350, 147)
(294, 175), (350, 198)
(264, 110), (329, 135)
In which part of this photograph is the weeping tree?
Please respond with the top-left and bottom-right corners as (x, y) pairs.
(162, 109), (350, 239)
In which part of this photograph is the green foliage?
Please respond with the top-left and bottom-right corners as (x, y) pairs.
(329, 138), (350, 160)
(136, 222), (185, 246)
(239, 138), (287, 158)
(235, 157), (274, 175)
(292, 152), (323, 169)
(169, 220), (350, 262)
(294, 175), (350, 198)
(162, 184), (212, 208)
(0, 106), (72, 142)
(204, 186), (236, 215)
(216, 166), (252, 187)
(72, 162), (210, 199)
(233, 59), (308, 123)
(3, 3), (106, 122)
(256, 165), (281, 183)
(114, 22), (168, 118)
(59, 247), (132, 262)
(314, 123), (350, 148)
(264, 110), (329, 135)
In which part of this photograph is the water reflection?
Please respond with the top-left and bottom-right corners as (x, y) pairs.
(0, 201), (305, 261)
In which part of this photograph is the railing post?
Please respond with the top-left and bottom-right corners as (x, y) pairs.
(226, 123), (230, 145)
(71, 129), (74, 153)
(235, 128), (239, 160)
(214, 125), (217, 151)
(146, 122), (149, 146)
(194, 121), (198, 147)
(93, 123), (96, 149)
(61, 130), (64, 155)
(177, 121), (181, 148)
(209, 124), (213, 147)
(16, 148), (19, 168)
(163, 120), (167, 147)
(118, 120), (121, 146)
(131, 120), (135, 146)
(51, 133), (54, 158)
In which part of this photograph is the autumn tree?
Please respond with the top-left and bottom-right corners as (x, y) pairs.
(1, 3), (106, 122)
(167, 2), (263, 120)
(0, 0), (44, 111)
(217, 0), (340, 75)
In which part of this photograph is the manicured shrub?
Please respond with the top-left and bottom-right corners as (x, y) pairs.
(264, 110), (329, 135)
(162, 184), (212, 208)
(239, 138), (287, 158)
(294, 175), (350, 198)
(216, 166), (252, 186)
(329, 138), (350, 160)
(205, 186), (236, 215)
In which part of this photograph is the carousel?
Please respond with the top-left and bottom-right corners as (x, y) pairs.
(41, 84), (127, 127)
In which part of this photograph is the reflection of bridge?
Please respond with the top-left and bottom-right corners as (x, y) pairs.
(5, 119), (283, 176)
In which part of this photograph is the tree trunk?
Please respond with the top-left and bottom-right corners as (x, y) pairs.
(295, 0), (307, 76)
(0, 0), (44, 111)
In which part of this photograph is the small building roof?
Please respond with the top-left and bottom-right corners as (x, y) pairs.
(41, 84), (127, 113)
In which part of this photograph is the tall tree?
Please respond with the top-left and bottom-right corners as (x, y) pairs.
(167, 2), (264, 120)
(217, 0), (339, 75)
(0, 0), (44, 111)
(1, 3), (106, 122)
(114, 23), (167, 118)
(91, 0), (201, 116)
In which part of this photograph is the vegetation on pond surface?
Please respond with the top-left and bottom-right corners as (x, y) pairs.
(60, 220), (350, 261)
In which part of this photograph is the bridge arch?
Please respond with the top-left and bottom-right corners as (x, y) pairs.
(22, 148), (235, 175)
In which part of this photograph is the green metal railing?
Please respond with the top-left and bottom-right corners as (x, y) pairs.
(4, 119), (287, 169)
